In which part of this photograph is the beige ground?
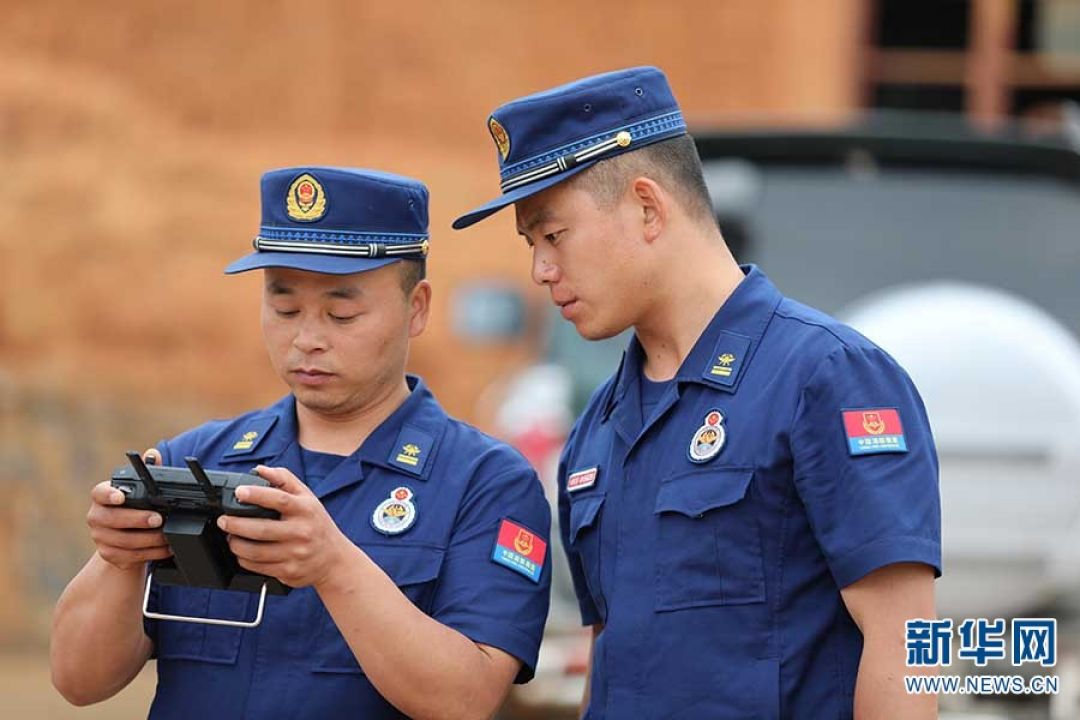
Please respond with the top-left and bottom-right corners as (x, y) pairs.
(0, 654), (156, 720)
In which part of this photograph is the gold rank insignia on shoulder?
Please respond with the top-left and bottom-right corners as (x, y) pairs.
(701, 332), (750, 388)
(711, 352), (737, 377)
(388, 425), (435, 475)
(489, 117), (511, 161)
(396, 443), (422, 467)
(221, 415), (278, 458)
(286, 172), (327, 222)
(232, 430), (259, 451)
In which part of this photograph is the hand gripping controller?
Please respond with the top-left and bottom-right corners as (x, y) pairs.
(111, 452), (290, 627)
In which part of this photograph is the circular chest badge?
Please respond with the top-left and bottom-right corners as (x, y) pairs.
(371, 486), (417, 535)
(688, 409), (727, 464)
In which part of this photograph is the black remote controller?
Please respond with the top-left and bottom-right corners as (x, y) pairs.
(111, 452), (289, 595)
(111, 452), (277, 519)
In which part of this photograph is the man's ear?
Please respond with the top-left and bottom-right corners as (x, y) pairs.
(407, 279), (432, 338)
(630, 177), (667, 244)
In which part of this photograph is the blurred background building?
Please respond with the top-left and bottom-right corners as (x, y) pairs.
(2, 0), (1079, 717)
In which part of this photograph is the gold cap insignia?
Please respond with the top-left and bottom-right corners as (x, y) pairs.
(489, 117), (511, 161)
(286, 173), (327, 222)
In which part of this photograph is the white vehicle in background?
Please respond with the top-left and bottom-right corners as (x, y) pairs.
(843, 282), (1080, 623)
(490, 111), (1080, 720)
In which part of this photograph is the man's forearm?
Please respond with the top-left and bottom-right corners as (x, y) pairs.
(315, 539), (513, 720)
(854, 629), (937, 720)
(50, 553), (153, 705)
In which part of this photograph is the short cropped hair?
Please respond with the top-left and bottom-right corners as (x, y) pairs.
(398, 259), (426, 295)
(570, 135), (715, 223)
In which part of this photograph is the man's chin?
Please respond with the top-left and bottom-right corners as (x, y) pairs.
(573, 318), (627, 342)
(290, 385), (343, 412)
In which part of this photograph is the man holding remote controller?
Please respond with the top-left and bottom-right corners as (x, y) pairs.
(51, 167), (552, 720)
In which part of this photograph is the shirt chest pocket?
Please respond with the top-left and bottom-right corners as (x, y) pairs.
(567, 493), (606, 609)
(653, 468), (765, 612)
(311, 544), (445, 674)
(153, 587), (249, 664)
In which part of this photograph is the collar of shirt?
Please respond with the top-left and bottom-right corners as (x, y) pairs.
(298, 447), (347, 492)
(601, 265), (783, 445)
(218, 374), (449, 498)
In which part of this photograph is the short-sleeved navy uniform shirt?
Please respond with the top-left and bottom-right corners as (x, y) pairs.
(145, 376), (551, 720)
(558, 266), (941, 719)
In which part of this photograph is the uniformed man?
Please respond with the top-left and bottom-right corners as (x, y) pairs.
(453, 67), (942, 718)
(51, 167), (551, 719)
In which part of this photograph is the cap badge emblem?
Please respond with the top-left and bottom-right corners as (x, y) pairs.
(489, 117), (511, 161)
(286, 173), (327, 222)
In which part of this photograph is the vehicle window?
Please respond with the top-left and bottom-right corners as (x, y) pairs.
(737, 165), (1080, 333)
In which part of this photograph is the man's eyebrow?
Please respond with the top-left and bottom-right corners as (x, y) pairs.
(265, 281), (358, 299)
(325, 286), (360, 300)
(517, 208), (552, 235)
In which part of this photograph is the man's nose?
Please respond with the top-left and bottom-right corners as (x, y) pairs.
(531, 246), (561, 286)
(292, 316), (328, 353)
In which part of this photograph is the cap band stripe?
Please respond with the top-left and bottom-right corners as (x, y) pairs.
(253, 237), (428, 259)
(498, 110), (685, 177)
(500, 134), (628, 192)
(497, 110), (687, 194)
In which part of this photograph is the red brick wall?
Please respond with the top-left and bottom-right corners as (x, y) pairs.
(0, 0), (864, 638)
(1, 0), (863, 421)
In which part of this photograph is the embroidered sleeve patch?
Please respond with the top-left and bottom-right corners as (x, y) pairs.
(842, 408), (908, 455)
(491, 519), (547, 583)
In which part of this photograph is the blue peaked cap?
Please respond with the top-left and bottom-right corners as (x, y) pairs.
(452, 66), (687, 229)
(226, 166), (430, 275)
